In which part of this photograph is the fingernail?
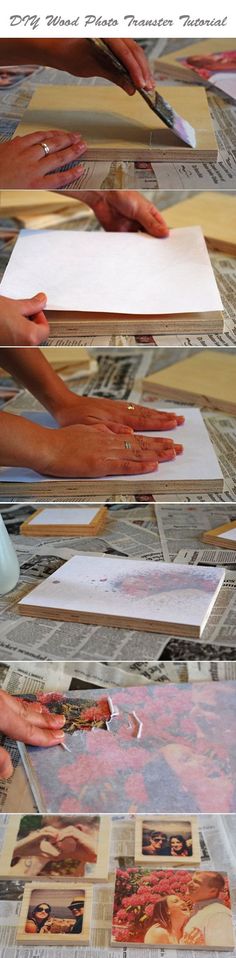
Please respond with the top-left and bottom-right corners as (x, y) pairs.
(50, 715), (65, 727)
(34, 293), (46, 302)
(143, 77), (156, 91)
(52, 730), (65, 739)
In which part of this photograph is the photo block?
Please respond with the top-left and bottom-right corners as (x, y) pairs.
(202, 521), (236, 550)
(111, 868), (234, 949)
(18, 555), (225, 639)
(0, 814), (111, 881)
(135, 816), (201, 866)
(20, 506), (108, 538)
(17, 881), (93, 945)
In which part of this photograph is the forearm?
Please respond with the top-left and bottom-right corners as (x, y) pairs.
(0, 39), (69, 67)
(0, 412), (51, 471)
(0, 349), (71, 420)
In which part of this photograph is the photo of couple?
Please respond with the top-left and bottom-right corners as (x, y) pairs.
(25, 896), (85, 935)
(142, 822), (193, 858)
(112, 868), (234, 947)
(17, 881), (93, 943)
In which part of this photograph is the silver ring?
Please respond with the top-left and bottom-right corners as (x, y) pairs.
(41, 141), (50, 156)
(124, 440), (132, 450)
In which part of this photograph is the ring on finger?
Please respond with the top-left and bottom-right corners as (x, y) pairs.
(40, 141), (50, 156)
(127, 403), (135, 411)
(124, 440), (132, 450)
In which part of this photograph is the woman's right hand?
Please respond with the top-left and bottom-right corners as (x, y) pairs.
(39, 423), (177, 477)
(0, 130), (87, 188)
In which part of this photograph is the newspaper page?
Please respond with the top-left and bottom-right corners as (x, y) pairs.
(0, 814), (235, 956)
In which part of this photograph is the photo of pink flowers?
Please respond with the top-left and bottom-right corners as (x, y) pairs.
(111, 867), (234, 948)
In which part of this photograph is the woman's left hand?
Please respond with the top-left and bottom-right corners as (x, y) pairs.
(56, 394), (184, 437)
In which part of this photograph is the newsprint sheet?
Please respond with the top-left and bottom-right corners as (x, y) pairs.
(0, 502), (236, 663)
(0, 814), (235, 957)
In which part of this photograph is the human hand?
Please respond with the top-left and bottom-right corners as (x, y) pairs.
(13, 826), (60, 861)
(56, 393), (184, 434)
(38, 422), (164, 478)
(0, 293), (49, 346)
(69, 190), (169, 237)
(181, 928), (205, 945)
(50, 38), (155, 94)
(0, 690), (65, 779)
(0, 130), (87, 189)
(50, 825), (97, 862)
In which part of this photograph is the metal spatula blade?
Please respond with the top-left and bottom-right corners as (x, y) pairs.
(140, 87), (196, 148)
(89, 38), (196, 149)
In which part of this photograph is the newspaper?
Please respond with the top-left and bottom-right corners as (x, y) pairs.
(0, 502), (236, 660)
(0, 814), (235, 956)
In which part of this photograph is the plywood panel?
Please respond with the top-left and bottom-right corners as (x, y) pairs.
(13, 84), (218, 162)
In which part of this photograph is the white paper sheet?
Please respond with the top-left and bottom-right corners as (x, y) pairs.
(28, 507), (102, 526)
(19, 555), (225, 631)
(219, 527), (236, 542)
(0, 406), (223, 485)
(0, 227), (223, 316)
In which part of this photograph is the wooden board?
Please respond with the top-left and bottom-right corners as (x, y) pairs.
(0, 814), (111, 882)
(0, 190), (89, 229)
(0, 404), (224, 500)
(155, 39), (236, 85)
(1, 225), (224, 337)
(20, 506), (107, 537)
(13, 84), (219, 163)
(16, 881), (93, 945)
(134, 815), (201, 866)
(111, 866), (235, 949)
(142, 351), (236, 415)
(18, 555), (225, 640)
(46, 309), (223, 337)
(162, 192), (236, 256)
(202, 520), (236, 550)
